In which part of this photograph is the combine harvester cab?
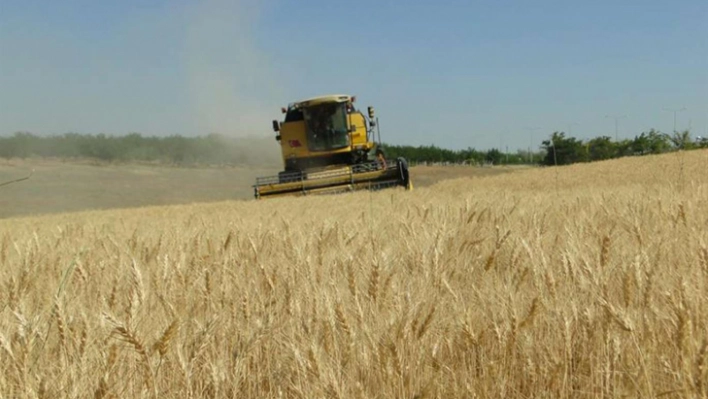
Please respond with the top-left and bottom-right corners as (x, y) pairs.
(254, 94), (413, 199)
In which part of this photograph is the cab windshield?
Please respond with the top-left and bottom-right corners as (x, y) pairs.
(303, 103), (350, 151)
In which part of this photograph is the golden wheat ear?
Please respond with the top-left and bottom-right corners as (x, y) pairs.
(153, 319), (179, 357)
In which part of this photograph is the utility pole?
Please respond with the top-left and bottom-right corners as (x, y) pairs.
(524, 126), (542, 163)
(663, 107), (686, 133)
(605, 115), (626, 142)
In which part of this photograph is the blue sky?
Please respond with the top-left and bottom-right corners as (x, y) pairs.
(1, 0), (706, 151)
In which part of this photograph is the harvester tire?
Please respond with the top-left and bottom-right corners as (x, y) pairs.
(396, 157), (411, 189)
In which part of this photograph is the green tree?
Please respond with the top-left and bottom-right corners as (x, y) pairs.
(630, 129), (671, 155)
(541, 132), (586, 166)
(485, 148), (503, 165)
(586, 136), (616, 161)
(670, 130), (693, 150)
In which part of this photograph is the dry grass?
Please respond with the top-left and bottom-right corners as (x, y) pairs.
(1, 150), (707, 398)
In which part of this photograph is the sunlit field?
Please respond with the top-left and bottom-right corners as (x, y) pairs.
(1, 150), (707, 398)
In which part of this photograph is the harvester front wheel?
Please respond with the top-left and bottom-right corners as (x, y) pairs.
(396, 157), (412, 190)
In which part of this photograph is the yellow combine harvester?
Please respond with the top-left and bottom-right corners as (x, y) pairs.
(253, 94), (413, 199)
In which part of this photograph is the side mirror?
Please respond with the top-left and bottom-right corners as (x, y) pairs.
(272, 120), (280, 132)
(367, 106), (375, 119)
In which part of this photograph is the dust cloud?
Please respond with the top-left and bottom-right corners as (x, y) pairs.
(213, 135), (282, 168)
(1, 1), (291, 218)
(183, 0), (286, 139)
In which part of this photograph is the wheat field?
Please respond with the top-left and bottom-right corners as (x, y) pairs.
(1, 150), (707, 398)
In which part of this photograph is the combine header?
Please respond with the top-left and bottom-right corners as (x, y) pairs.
(253, 94), (412, 199)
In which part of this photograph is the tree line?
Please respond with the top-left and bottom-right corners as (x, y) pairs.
(384, 129), (708, 166)
(1, 130), (705, 167)
(540, 129), (707, 166)
(0, 132), (280, 166)
(0, 132), (541, 166)
(380, 144), (536, 165)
